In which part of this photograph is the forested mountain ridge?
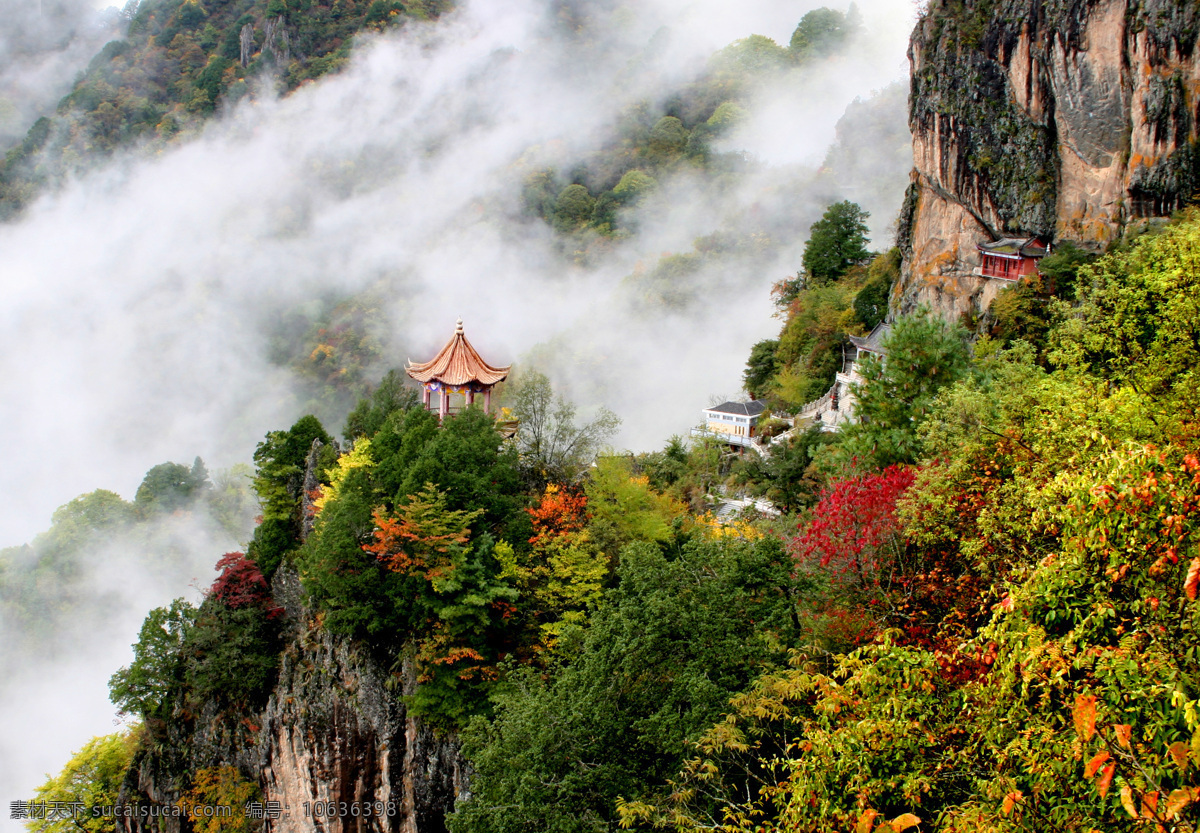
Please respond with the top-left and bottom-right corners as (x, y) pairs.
(0, 0), (872, 227)
(16, 1), (1200, 832)
(0, 0), (450, 218)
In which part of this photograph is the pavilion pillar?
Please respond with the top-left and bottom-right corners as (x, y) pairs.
(405, 320), (511, 423)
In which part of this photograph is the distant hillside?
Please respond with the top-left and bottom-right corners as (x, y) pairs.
(521, 7), (864, 242)
(0, 0), (451, 218)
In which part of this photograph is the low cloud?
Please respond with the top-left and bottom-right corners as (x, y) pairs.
(0, 0), (914, 813)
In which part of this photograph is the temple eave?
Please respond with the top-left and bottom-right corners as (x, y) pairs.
(404, 326), (509, 387)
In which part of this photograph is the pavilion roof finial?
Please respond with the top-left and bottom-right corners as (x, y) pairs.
(456, 317), (464, 334)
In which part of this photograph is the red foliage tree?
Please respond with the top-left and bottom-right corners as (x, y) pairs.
(793, 465), (915, 576)
(362, 484), (480, 583)
(210, 551), (273, 611)
(790, 466), (916, 644)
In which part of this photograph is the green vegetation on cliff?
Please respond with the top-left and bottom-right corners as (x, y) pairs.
(745, 200), (895, 410)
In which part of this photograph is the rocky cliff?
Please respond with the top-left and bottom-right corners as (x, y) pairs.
(116, 442), (467, 833)
(897, 0), (1200, 319)
(117, 562), (468, 833)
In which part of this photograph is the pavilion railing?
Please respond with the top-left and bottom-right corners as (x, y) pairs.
(690, 427), (757, 449)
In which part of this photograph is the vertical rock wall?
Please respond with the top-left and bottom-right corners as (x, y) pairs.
(898, 0), (1200, 320)
(117, 566), (468, 833)
(257, 616), (468, 833)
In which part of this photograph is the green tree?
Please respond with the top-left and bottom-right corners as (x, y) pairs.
(343, 368), (419, 442)
(853, 275), (890, 330)
(646, 116), (688, 164)
(743, 339), (780, 397)
(706, 100), (745, 132)
(611, 169), (658, 204)
(853, 248), (900, 329)
(584, 456), (684, 560)
(509, 371), (621, 487)
(368, 485), (518, 725)
(207, 464), (258, 539)
(184, 599), (280, 710)
(732, 425), (834, 512)
(248, 414), (333, 575)
(1034, 239), (1093, 300)
(297, 459), (422, 649)
(789, 6), (859, 60)
(395, 407), (528, 539)
(838, 308), (971, 468)
(301, 405), (530, 662)
(134, 457), (210, 514)
(802, 200), (870, 285)
(989, 243), (1094, 357)
(1050, 214), (1200, 432)
(252, 414), (334, 522)
(109, 598), (198, 720)
(449, 537), (800, 833)
(711, 34), (790, 79)
(772, 284), (854, 406)
(372, 405), (441, 502)
(635, 436), (690, 493)
(34, 490), (135, 561)
(552, 184), (596, 231)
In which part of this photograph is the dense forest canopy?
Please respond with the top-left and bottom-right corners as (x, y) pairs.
(16, 204), (1200, 831)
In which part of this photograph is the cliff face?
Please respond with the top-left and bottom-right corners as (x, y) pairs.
(898, 0), (1200, 319)
(118, 565), (468, 833)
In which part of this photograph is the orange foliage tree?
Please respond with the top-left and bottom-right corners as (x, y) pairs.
(363, 483), (516, 726)
(364, 482), (482, 585)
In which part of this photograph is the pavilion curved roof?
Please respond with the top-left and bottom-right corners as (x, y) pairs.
(977, 236), (1048, 258)
(405, 319), (511, 386)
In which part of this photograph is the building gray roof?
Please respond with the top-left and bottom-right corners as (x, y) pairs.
(977, 236), (1048, 258)
(848, 322), (891, 355)
(706, 400), (767, 417)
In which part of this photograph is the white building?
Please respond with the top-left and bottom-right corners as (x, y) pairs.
(692, 400), (767, 449)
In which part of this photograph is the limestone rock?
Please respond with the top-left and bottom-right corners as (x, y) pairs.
(116, 564), (467, 833)
(899, 0), (1200, 321)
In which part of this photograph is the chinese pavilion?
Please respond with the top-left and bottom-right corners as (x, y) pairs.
(405, 319), (510, 420)
(978, 236), (1049, 281)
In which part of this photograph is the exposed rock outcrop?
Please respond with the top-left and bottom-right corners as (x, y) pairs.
(898, 0), (1200, 320)
(117, 566), (468, 833)
(257, 605), (468, 833)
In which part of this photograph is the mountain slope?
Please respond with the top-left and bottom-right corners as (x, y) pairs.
(0, 0), (449, 218)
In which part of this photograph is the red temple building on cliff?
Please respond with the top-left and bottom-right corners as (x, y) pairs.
(405, 319), (510, 420)
(977, 236), (1049, 281)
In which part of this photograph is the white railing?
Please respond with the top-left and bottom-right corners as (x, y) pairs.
(798, 383), (837, 419)
(690, 427), (757, 449)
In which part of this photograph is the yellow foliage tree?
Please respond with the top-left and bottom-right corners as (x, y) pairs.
(178, 766), (259, 833)
(26, 730), (138, 833)
(312, 438), (375, 516)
